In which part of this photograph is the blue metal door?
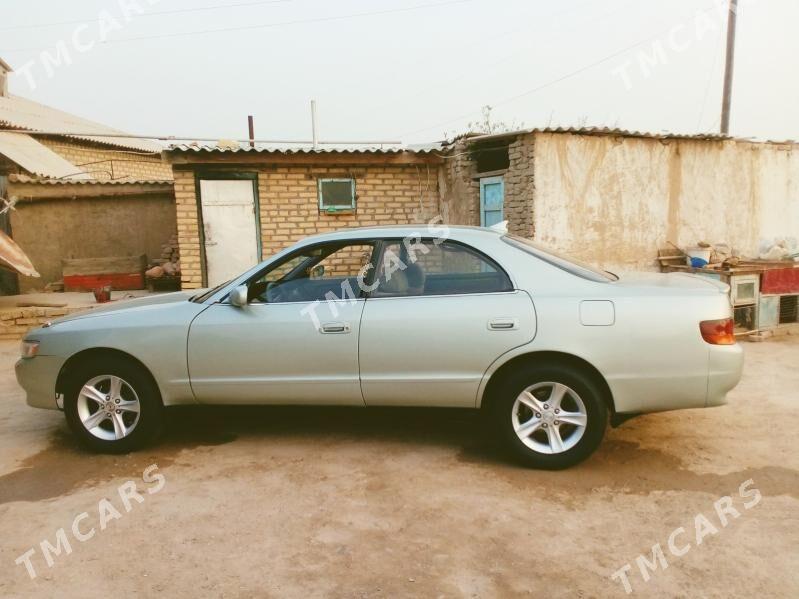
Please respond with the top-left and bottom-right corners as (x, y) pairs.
(480, 176), (504, 227)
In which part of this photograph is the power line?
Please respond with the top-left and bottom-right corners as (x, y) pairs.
(370, 0), (639, 116)
(0, 0), (295, 32)
(103, 0), (476, 45)
(400, 0), (727, 139)
(0, 0), (476, 54)
(696, 22), (725, 131)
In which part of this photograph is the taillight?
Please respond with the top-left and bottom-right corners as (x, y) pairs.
(700, 318), (735, 345)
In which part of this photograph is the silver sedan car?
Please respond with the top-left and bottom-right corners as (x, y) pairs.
(16, 225), (743, 469)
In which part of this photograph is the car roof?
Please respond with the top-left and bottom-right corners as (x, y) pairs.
(300, 224), (503, 245)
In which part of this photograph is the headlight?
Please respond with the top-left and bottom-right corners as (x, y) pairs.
(20, 340), (40, 359)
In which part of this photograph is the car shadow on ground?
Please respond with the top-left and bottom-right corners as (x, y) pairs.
(2, 405), (797, 506)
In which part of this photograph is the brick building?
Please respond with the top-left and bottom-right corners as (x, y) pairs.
(163, 145), (442, 289)
(0, 57), (175, 293)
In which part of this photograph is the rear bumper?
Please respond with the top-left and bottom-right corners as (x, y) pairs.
(15, 355), (65, 410)
(706, 343), (744, 407)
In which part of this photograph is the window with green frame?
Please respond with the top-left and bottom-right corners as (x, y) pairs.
(318, 178), (355, 212)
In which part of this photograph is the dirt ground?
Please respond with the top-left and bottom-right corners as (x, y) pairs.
(0, 338), (797, 598)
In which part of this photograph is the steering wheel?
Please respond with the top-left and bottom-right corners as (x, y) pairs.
(265, 281), (284, 303)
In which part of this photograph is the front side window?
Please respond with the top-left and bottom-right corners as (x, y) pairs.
(319, 178), (356, 212)
(372, 240), (512, 297)
(247, 242), (374, 303)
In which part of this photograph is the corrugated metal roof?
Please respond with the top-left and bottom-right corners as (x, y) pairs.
(0, 94), (163, 152)
(166, 142), (436, 154)
(8, 174), (172, 186)
(0, 132), (92, 180)
(453, 126), (796, 145)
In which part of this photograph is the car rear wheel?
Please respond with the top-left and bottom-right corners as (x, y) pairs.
(490, 365), (608, 469)
(64, 356), (164, 453)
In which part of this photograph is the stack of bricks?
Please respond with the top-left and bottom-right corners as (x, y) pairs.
(0, 306), (89, 340)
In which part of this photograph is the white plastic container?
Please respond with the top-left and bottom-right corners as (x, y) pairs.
(685, 247), (712, 266)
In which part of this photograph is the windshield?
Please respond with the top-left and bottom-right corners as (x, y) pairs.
(190, 279), (233, 303)
(502, 235), (618, 282)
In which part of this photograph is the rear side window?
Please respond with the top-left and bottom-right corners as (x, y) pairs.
(502, 235), (617, 282)
(372, 240), (513, 297)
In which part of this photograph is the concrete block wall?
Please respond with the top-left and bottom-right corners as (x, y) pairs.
(40, 137), (172, 181)
(174, 165), (440, 289)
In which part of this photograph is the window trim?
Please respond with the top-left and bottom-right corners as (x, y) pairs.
(366, 238), (514, 299)
(221, 239), (380, 304)
(318, 178), (356, 212)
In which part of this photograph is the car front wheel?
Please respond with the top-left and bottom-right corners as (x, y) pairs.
(491, 365), (608, 469)
(64, 356), (164, 453)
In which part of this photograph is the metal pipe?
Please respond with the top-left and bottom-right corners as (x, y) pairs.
(247, 115), (255, 148)
(311, 100), (319, 149)
(0, 129), (402, 146)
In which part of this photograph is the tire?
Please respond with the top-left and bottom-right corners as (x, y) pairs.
(488, 364), (608, 469)
(63, 355), (164, 453)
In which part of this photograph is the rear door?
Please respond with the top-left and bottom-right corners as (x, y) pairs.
(359, 239), (536, 407)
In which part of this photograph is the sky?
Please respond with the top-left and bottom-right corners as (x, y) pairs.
(1, 0), (797, 145)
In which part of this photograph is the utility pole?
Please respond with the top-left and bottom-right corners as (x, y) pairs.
(720, 0), (739, 135)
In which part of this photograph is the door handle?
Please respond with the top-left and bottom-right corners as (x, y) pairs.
(320, 322), (351, 334)
(488, 318), (518, 331)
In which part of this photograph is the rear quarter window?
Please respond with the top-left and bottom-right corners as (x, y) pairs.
(502, 235), (617, 283)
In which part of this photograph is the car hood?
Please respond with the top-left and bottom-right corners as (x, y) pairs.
(614, 272), (730, 295)
(50, 291), (201, 325)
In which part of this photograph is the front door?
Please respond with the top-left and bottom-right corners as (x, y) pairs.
(480, 176), (504, 227)
(199, 178), (260, 286)
(187, 241), (375, 405)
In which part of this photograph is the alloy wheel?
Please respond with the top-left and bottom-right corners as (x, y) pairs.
(511, 382), (588, 454)
(75, 375), (141, 441)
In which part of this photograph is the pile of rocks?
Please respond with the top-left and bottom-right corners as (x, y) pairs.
(145, 233), (181, 279)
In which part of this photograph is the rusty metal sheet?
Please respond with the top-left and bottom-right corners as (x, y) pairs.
(0, 229), (39, 278)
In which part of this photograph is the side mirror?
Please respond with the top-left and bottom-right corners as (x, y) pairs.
(229, 285), (249, 307)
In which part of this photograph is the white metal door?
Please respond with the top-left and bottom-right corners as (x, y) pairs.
(199, 179), (259, 286)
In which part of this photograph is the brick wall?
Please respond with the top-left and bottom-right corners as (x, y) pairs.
(174, 164), (440, 289)
(39, 137), (172, 181)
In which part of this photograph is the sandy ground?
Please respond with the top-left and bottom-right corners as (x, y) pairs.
(0, 339), (797, 598)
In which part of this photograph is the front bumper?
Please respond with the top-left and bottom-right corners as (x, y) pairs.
(706, 343), (745, 407)
(15, 355), (65, 410)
